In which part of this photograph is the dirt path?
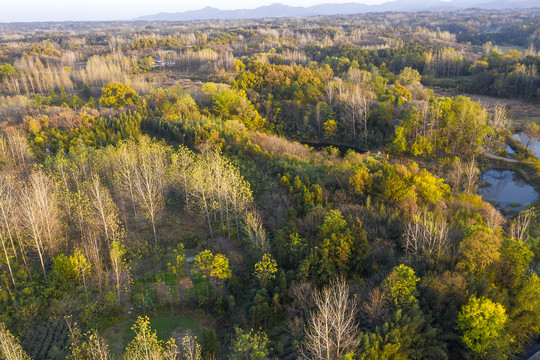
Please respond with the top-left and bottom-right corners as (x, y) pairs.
(482, 151), (536, 165)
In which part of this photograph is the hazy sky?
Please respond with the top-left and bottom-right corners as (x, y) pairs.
(1, 0), (389, 22)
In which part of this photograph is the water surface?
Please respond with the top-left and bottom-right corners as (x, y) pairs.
(478, 169), (538, 211)
(513, 133), (540, 159)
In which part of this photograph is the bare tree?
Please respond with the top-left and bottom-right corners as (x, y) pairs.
(463, 159), (480, 194)
(403, 210), (450, 262)
(0, 175), (19, 285)
(301, 277), (360, 360)
(243, 210), (269, 256)
(0, 130), (33, 168)
(114, 142), (139, 216)
(344, 86), (373, 147)
(134, 140), (169, 243)
(173, 145), (195, 206)
(362, 286), (391, 326)
(508, 211), (533, 243)
(84, 230), (105, 292)
(19, 171), (61, 279)
(87, 174), (120, 244)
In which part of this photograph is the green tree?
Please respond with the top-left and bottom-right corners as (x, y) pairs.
(229, 327), (270, 360)
(457, 296), (510, 359)
(508, 274), (540, 350)
(371, 76), (389, 98)
(496, 238), (533, 290)
(383, 264), (420, 308)
(398, 67), (422, 86)
(53, 253), (78, 285)
(317, 210), (355, 281)
(212, 88), (265, 130)
(201, 328), (218, 357)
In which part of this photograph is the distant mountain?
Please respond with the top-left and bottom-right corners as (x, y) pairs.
(134, 0), (540, 21)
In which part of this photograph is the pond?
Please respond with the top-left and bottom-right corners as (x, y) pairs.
(478, 169), (539, 211)
(513, 133), (540, 159)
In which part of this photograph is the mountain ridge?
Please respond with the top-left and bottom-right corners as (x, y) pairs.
(134, 0), (540, 21)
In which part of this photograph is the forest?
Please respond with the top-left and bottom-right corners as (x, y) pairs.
(0, 7), (539, 360)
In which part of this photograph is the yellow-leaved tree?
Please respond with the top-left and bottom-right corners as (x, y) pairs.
(193, 250), (231, 297)
(124, 316), (178, 360)
(253, 254), (278, 287)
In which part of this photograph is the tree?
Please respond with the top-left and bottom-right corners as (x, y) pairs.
(87, 174), (120, 244)
(323, 119), (337, 140)
(0, 323), (31, 360)
(402, 210), (450, 263)
(316, 210), (355, 281)
(302, 277), (360, 360)
(243, 210), (269, 256)
(371, 76), (388, 99)
(508, 274), (540, 350)
(193, 250), (231, 297)
(457, 296), (510, 359)
(229, 327), (270, 360)
(254, 254), (278, 287)
(398, 67), (422, 86)
(346, 87), (373, 147)
(457, 229), (501, 277)
(388, 82), (411, 105)
(110, 240), (129, 304)
(382, 264), (420, 308)
(181, 332), (201, 360)
(507, 211), (533, 243)
(201, 328), (218, 357)
(19, 170), (61, 280)
(113, 141), (139, 216)
(71, 248), (91, 292)
(0, 174), (18, 286)
(349, 167), (372, 196)
(124, 317), (178, 360)
(68, 324), (113, 360)
(212, 88), (265, 130)
(133, 139), (170, 243)
(99, 82), (140, 108)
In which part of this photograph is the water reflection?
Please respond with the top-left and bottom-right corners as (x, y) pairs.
(478, 169), (539, 211)
(513, 133), (540, 159)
